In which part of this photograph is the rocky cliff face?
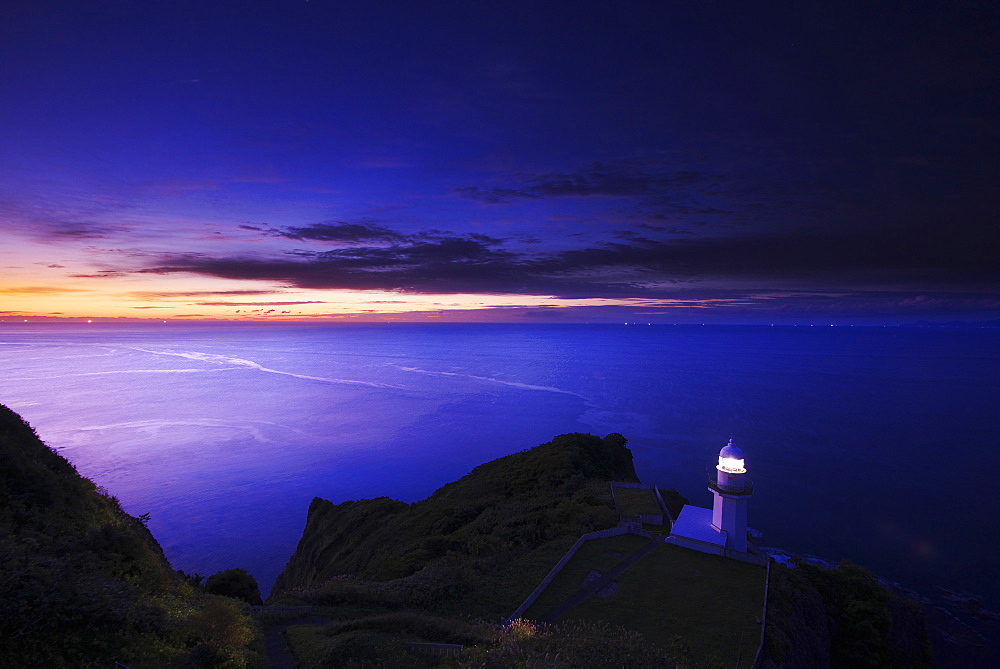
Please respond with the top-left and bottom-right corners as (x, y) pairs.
(272, 432), (636, 597)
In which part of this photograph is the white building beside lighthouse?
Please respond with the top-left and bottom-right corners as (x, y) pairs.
(666, 438), (760, 561)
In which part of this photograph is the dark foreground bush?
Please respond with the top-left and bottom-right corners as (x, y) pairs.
(204, 568), (263, 605)
(0, 403), (265, 667)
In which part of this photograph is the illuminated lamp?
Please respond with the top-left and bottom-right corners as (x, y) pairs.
(717, 444), (746, 473)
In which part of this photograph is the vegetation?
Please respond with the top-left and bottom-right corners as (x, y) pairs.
(270, 433), (765, 666)
(763, 559), (934, 668)
(523, 533), (650, 619)
(523, 533), (764, 666)
(285, 616), (681, 668)
(657, 487), (688, 521)
(204, 568), (263, 606)
(270, 432), (685, 663)
(452, 618), (677, 668)
(0, 403), (264, 667)
(272, 432), (635, 615)
(613, 486), (662, 518)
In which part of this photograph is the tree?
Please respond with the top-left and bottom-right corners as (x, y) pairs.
(203, 568), (262, 605)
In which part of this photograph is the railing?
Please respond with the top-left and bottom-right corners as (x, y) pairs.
(708, 477), (754, 496)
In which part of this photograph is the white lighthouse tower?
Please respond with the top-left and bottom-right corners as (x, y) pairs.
(709, 438), (753, 552)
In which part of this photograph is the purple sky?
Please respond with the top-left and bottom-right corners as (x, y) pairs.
(1, 1), (998, 323)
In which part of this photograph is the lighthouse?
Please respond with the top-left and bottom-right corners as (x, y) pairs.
(666, 437), (762, 561)
(709, 438), (753, 552)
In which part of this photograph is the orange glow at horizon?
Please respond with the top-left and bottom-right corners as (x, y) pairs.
(1, 270), (700, 321)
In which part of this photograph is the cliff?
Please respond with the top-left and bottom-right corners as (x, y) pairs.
(759, 560), (934, 668)
(0, 404), (263, 667)
(271, 432), (635, 610)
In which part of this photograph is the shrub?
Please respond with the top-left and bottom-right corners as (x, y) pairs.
(204, 568), (263, 605)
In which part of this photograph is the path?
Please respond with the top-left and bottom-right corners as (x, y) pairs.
(262, 615), (332, 668)
(537, 538), (661, 623)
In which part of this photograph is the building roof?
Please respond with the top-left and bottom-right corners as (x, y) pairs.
(669, 505), (727, 547)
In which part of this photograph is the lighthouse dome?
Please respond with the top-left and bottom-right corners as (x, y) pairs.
(719, 440), (744, 461)
(717, 439), (746, 473)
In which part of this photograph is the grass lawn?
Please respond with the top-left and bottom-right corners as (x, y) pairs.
(522, 533), (650, 620)
(284, 625), (331, 666)
(564, 543), (766, 667)
(613, 486), (662, 517)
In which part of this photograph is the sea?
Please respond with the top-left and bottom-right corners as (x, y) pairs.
(1, 322), (997, 606)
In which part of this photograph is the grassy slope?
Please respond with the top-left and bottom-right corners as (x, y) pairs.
(523, 533), (651, 619)
(562, 542), (766, 667)
(270, 433), (701, 663)
(614, 487), (662, 517)
(0, 403), (263, 667)
(272, 432), (637, 608)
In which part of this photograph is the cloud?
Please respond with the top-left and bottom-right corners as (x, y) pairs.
(68, 271), (130, 279)
(194, 301), (327, 306)
(45, 222), (130, 240)
(128, 289), (286, 300)
(454, 157), (861, 234)
(458, 162), (709, 203)
(140, 241), (530, 296)
(309, 234), (511, 267)
(245, 221), (510, 253)
(271, 221), (406, 244)
(137, 218), (1000, 305)
(2, 286), (90, 295)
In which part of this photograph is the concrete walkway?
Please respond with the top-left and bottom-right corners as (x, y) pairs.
(537, 538), (661, 623)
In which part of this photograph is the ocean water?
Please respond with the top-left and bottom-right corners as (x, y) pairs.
(0, 322), (997, 604)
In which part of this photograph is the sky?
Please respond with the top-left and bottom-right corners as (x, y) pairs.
(1, 0), (998, 324)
